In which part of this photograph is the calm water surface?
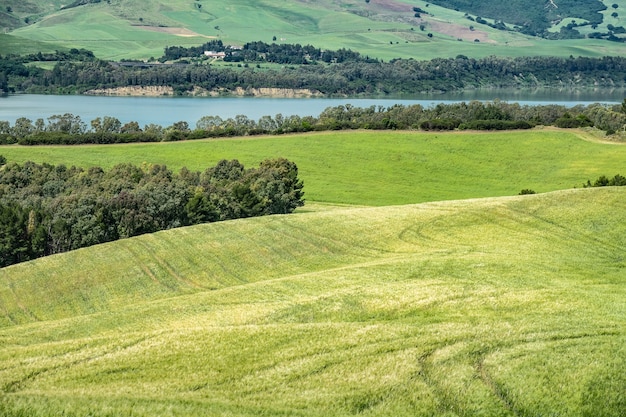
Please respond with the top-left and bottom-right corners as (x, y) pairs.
(1, 90), (624, 127)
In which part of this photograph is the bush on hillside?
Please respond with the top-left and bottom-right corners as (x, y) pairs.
(458, 120), (533, 130)
(419, 118), (462, 131)
(555, 113), (594, 128)
(583, 174), (626, 187)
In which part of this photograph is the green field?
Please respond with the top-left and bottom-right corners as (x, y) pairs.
(5, 0), (626, 60)
(3, 1), (626, 413)
(1, 129), (625, 205)
(0, 34), (64, 56)
(0, 186), (624, 416)
(1, 129), (625, 416)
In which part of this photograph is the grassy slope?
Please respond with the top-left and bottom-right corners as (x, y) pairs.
(5, 0), (626, 60)
(0, 187), (624, 416)
(0, 34), (64, 55)
(1, 129), (625, 205)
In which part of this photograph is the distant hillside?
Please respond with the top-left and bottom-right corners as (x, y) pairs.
(0, 0), (65, 29)
(428, 0), (608, 36)
(3, 0), (626, 60)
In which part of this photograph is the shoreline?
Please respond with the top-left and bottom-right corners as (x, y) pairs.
(83, 86), (324, 98)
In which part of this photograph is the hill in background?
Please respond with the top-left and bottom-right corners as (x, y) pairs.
(2, 0), (626, 59)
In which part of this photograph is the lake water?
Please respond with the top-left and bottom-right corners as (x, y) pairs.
(1, 89), (624, 127)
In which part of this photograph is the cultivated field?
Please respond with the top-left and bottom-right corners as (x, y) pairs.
(0, 186), (624, 416)
(0, 128), (625, 415)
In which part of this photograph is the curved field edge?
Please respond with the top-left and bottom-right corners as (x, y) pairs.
(0, 187), (624, 416)
(1, 129), (625, 206)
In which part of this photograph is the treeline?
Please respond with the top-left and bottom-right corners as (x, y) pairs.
(0, 158), (304, 268)
(4, 51), (626, 95)
(162, 40), (372, 65)
(60, 0), (102, 11)
(2, 100), (625, 146)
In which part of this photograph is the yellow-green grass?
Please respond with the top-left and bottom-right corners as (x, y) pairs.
(1, 129), (625, 206)
(8, 0), (626, 60)
(0, 187), (624, 416)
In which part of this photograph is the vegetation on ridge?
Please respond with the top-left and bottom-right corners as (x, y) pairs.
(3, 100), (626, 148)
(0, 158), (304, 267)
(5, 51), (626, 96)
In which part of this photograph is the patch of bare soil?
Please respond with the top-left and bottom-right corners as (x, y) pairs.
(369, 0), (413, 13)
(136, 26), (214, 38)
(325, 0), (497, 43)
(425, 18), (496, 43)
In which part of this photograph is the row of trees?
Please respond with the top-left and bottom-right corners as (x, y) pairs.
(4, 52), (626, 95)
(0, 158), (304, 267)
(162, 41), (369, 65)
(2, 100), (625, 146)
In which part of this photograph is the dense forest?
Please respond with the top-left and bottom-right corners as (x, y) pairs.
(0, 158), (304, 267)
(3, 48), (626, 96)
(2, 99), (625, 147)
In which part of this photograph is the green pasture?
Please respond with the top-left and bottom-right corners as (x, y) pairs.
(10, 7), (209, 60)
(7, 0), (626, 60)
(1, 129), (625, 205)
(0, 187), (624, 416)
(0, 34), (63, 56)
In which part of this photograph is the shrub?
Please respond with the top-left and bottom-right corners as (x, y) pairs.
(584, 174), (626, 187)
(555, 114), (594, 128)
(420, 118), (461, 131)
(458, 120), (533, 130)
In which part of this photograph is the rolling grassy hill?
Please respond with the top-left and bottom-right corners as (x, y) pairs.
(3, 0), (626, 60)
(0, 187), (624, 416)
(0, 129), (625, 415)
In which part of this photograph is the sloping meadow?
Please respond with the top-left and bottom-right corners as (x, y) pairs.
(0, 187), (624, 416)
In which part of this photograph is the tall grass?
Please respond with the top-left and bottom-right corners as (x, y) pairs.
(0, 188), (624, 416)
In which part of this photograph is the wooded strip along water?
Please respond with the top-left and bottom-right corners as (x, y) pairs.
(1, 89), (624, 126)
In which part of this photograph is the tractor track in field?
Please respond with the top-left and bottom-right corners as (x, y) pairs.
(1, 333), (157, 394)
(122, 240), (205, 291)
(415, 330), (620, 416)
(475, 356), (522, 416)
